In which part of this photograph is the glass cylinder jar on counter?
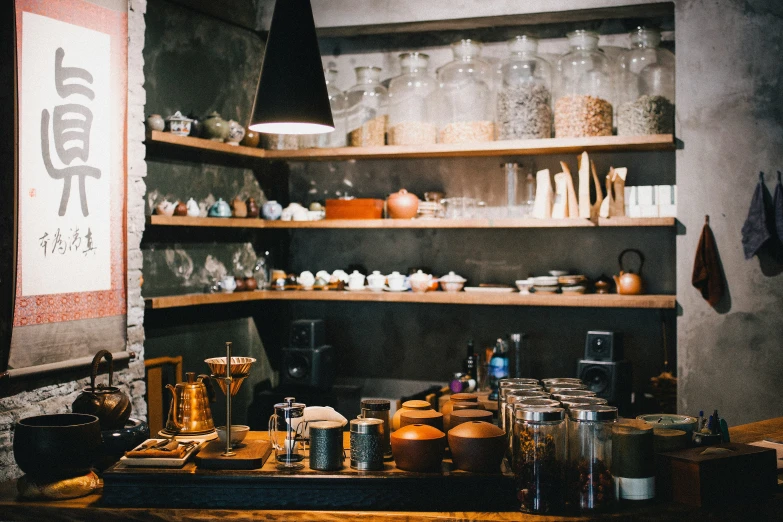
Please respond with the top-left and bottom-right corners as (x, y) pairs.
(567, 405), (618, 511)
(616, 28), (675, 136)
(387, 53), (437, 145)
(513, 407), (567, 514)
(554, 30), (614, 138)
(344, 66), (387, 147)
(300, 68), (348, 148)
(497, 35), (553, 140)
(433, 39), (496, 144)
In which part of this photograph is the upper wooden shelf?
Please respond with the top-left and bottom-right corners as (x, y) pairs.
(144, 290), (676, 310)
(146, 215), (675, 229)
(146, 131), (675, 162)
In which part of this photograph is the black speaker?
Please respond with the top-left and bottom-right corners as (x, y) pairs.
(281, 345), (335, 390)
(585, 330), (623, 362)
(577, 359), (632, 413)
(290, 319), (325, 349)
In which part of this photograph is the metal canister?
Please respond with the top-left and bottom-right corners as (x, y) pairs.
(309, 421), (344, 471)
(349, 418), (384, 470)
(360, 399), (391, 457)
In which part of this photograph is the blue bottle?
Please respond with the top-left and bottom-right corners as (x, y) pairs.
(488, 338), (509, 401)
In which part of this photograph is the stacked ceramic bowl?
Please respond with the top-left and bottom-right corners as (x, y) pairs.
(416, 202), (441, 219)
(531, 276), (559, 294)
(558, 274), (587, 295)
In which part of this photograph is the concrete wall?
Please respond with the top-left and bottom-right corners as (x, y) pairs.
(675, 0), (783, 425)
(0, 0), (148, 481)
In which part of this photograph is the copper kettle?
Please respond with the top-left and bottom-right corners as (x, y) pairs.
(165, 372), (215, 434)
(72, 350), (132, 430)
(613, 249), (645, 295)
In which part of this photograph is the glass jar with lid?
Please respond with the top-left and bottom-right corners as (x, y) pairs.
(387, 53), (437, 145)
(567, 405), (618, 511)
(344, 66), (387, 147)
(616, 28), (675, 135)
(513, 406), (567, 514)
(554, 30), (615, 137)
(433, 39), (496, 144)
(497, 35), (553, 140)
(300, 68), (347, 148)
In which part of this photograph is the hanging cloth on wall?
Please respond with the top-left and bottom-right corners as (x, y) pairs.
(774, 171), (783, 243)
(692, 216), (725, 307)
(741, 172), (770, 259)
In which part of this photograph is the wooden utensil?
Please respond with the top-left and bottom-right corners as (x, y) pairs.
(590, 160), (604, 220)
(611, 167), (627, 217)
(559, 161), (580, 218)
(578, 152), (591, 218)
(532, 169), (552, 219)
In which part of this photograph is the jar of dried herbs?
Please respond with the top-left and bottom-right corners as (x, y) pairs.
(616, 28), (675, 136)
(345, 66), (387, 147)
(513, 406), (566, 514)
(567, 405), (618, 511)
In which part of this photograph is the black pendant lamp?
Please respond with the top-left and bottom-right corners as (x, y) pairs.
(249, 0), (334, 135)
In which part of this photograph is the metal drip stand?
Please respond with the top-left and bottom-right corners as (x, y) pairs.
(221, 342), (234, 457)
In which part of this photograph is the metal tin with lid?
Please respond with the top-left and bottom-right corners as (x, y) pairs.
(360, 399), (391, 456)
(309, 420), (344, 471)
(569, 404), (618, 422)
(350, 418), (384, 470)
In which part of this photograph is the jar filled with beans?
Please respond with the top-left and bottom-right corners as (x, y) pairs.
(567, 405), (618, 511)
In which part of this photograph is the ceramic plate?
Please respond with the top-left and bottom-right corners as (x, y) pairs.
(383, 286), (408, 292)
(464, 287), (515, 293)
(120, 439), (206, 467)
(346, 286), (368, 292)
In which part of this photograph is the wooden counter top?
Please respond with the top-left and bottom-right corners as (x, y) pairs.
(1, 417), (781, 521)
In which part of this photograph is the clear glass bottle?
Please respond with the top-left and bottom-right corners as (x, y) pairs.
(344, 66), (387, 147)
(497, 36), (553, 140)
(514, 407), (567, 514)
(567, 405), (618, 511)
(433, 39), (496, 144)
(300, 69), (348, 148)
(554, 30), (615, 137)
(616, 28), (675, 135)
(387, 53), (437, 145)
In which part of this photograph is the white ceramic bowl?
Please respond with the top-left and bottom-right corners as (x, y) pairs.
(548, 270), (569, 277)
(515, 280), (534, 293)
(216, 425), (249, 445)
(440, 280), (465, 292)
(532, 276), (559, 286)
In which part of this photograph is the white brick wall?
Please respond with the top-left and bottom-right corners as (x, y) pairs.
(0, 0), (148, 481)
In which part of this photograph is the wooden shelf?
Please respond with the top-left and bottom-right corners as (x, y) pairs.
(146, 130), (674, 161)
(147, 215), (675, 229)
(144, 290), (676, 310)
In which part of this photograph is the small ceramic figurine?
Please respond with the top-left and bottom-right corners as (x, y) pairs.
(165, 111), (193, 136)
(155, 199), (176, 216)
(299, 271), (315, 290)
(202, 111), (229, 142)
(348, 271), (366, 291)
(226, 120), (246, 146)
(246, 197), (259, 218)
(208, 198), (232, 218)
(240, 129), (260, 148)
(387, 271), (406, 291)
(146, 114), (165, 132)
(186, 198), (200, 217)
(231, 197), (248, 218)
(220, 276), (237, 293)
(173, 201), (188, 216)
(262, 200), (283, 220)
(367, 271), (385, 291)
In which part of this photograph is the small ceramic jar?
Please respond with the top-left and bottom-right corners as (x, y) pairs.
(173, 201), (188, 216)
(448, 421), (506, 473)
(155, 199), (176, 216)
(391, 424), (446, 473)
(240, 129), (260, 148)
(165, 111), (193, 136)
(246, 197), (259, 218)
(392, 400), (432, 431)
(186, 198), (200, 217)
(146, 114), (165, 132)
(208, 198), (232, 218)
(202, 111), (229, 142)
(244, 277), (258, 291)
(348, 271), (365, 290)
(235, 278), (247, 292)
(409, 270), (432, 293)
(439, 271), (467, 292)
(399, 409), (444, 432)
(262, 200), (283, 220)
(226, 120), (246, 145)
(387, 189), (420, 219)
(366, 271), (386, 292)
(386, 271), (406, 291)
(299, 271), (315, 290)
(220, 276), (237, 293)
(231, 197), (248, 218)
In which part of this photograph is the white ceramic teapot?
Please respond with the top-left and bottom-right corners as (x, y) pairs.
(186, 198), (200, 217)
(386, 271), (406, 291)
(408, 270), (432, 293)
(348, 270), (366, 290)
(366, 271), (386, 291)
(299, 271), (315, 290)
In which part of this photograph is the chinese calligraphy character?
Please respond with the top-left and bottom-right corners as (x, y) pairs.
(83, 228), (96, 256)
(41, 47), (101, 217)
(52, 228), (66, 255)
(70, 227), (82, 252)
(39, 233), (49, 256)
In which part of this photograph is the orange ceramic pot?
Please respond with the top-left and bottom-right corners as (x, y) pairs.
(391, 424), (445, 472)
(399, 409), (444, 432)
(448, 421), (505, 473)
(448, 409), (493, 432)
(387, 189), (419, 219)
(392, 400), (432, 431)
(441, 393), (480, 433)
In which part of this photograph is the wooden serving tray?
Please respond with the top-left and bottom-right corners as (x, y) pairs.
(194, 439), (272, 470)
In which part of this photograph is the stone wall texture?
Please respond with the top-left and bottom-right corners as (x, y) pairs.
(0, 0), (147, 481)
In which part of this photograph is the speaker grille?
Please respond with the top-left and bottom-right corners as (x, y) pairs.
(582, 365), (612, 395)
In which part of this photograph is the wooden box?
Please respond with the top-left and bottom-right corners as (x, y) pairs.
(325, 198), (384, 219)
(656, 443), (777, 507)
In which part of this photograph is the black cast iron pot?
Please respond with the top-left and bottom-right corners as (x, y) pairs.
(13, 413), (101, 479)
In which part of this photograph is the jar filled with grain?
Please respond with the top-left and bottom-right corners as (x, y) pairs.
(616, 28), (675, 136)
(387, 53), (437, 145)
(300, 68), (348, 149)
(497, 36), (553, 140)
(433, 39), (496, 144)
(554, 30), (615, 138)
(344, 66), (387, 147)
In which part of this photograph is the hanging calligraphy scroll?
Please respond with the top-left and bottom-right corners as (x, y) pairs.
(9, 0), (127, 372)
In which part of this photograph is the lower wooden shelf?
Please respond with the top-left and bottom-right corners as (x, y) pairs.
(144, 290), (676, 310)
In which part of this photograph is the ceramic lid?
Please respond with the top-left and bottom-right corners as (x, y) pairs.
(516, 407), (565, 422)
(409, 270), (430, 281)
(389, 188), (417, 200)
(439, 271), (466, 283)
(166, 110), (192, 121)
(569, 405), (618, 421)
(391, 423), (444, 441)
(512, 398), (560, 409)
(402, 400), (431, 410)
(360, 399), (390, 411)
(400, 409), (442, 421)
(450, 409), (493, 421)
(448, 420), (504, 439)
(450, 393), (478, 402)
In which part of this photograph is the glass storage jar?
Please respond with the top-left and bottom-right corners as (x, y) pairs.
(513, 407), (567, 514)
(567, 405), (618, 511)
(554, 30), (615, 137)
(300, 68), (348, 148)
(387, 53), (437, 145)
(262, 133), (300, 150)
(433, 39), (496, 144)
(616, 28), (675, 135)
(345, 66), (387, 147)
(497, 35), (553, 140)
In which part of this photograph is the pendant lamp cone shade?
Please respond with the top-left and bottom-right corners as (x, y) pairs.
(249, 0), (334, 135)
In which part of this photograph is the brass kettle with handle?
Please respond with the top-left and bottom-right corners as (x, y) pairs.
(613, 248), (645, 295)
(165, 372), (215, 435)
(72, 350), (132, 430)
